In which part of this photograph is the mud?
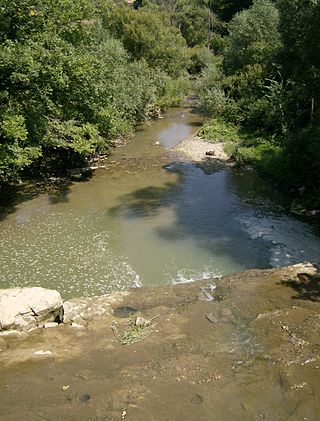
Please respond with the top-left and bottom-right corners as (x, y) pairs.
(1, 264), (320, 420)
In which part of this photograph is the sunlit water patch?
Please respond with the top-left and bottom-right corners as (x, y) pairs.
(0, 210), (141, 297)
(236, 209), (320, 267)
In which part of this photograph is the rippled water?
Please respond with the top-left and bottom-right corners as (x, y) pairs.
(0, 108), (319, 298)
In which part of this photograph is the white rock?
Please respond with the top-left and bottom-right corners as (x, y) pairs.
(135, 316), (150, 327)
(43, 322), (59, 329)
(0, 287), (63, 331)
(70, 323), (85, 329)
(0, 329), (22, 337)
(34, 350), (53, 356)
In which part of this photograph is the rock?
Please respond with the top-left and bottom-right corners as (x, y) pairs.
(135, 316), (150, 327)
(290, 200), (307, 216)
(0, 287), (63, 332)
(70, 323), (85, 329)
(306, 210), (320, 217)
(0, 337), (7, 351)
(71, 315), (87, 327)
(43, 322), (59, 329)
(63, 295), (114, 323)
(0, 329), (22, 337)
(190, 394), (204, 404)
(34, 350), (53, 357)
(292, 262), (317, 276)
(206, 313), (217, 324)
(152, 141), (161, 146)
(205, 150), (215, 156)
(67, 167), (91, 180)
(220, 308), (232, 317)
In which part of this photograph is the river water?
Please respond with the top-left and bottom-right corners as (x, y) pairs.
(0, 108), (319, 298)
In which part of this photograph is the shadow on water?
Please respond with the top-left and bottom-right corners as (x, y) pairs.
(109, 160), (274, 269)
(108, 181), (181, 218)
(186, 121), (203, 128)
(0, 172), (93, 222)
(281, 272), (320, 301)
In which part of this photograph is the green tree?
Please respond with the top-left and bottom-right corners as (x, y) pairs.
(224, 0), (281, 74)
(102, 4), (189, 77)
(0, 0), (188, 181)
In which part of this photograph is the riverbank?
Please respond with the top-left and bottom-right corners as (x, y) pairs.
(173, 135), (231, 163)
(180, 117), (320, 217)
(1, 263), (319, 420)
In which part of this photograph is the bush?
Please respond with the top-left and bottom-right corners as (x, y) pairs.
(198, 118), (243, 142)
(198, 88), (227, 117)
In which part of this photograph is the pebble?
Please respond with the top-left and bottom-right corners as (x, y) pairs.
(34, 350), (53, 357)
(206, 313), (217, 324)
(70, 323), (85, 329)
(190, 393), (204, 404)
(44, 322), (59, 328)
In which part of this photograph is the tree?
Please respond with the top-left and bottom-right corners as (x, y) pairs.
(223, 0), (281, 74)
(277, 0), (320, 126)
(0, 0), (188, 181)
(101, 4), (189, 77)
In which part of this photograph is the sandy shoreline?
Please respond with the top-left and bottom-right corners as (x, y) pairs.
(173, 135), (230, 162)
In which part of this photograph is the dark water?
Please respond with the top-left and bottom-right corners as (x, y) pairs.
(0, 108), (319, 298)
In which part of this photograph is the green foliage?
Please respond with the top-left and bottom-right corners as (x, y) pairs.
(283, 124), (320, 201)
(0, 0), (193, 181)
(102, 4), (190, 78)
(224, 0), (281, 74)
(199, 118), (243, 142)
(198, 88), (227, 117)
(210, 0), (253, 22)
(194, 0), (320, 206)
(188, 46), (216, 74)
(175, 0), (221, 47)
(42, 120), (105, 156)
(0, 112), (41, 180)
(233, 143), (284, 178)
(195, 59), (230, 117)
(155, 76), (191, 110)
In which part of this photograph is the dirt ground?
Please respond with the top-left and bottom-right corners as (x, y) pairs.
(1, 263), (320, 420)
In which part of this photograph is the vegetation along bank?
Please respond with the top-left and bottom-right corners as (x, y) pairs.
(0, 0), (319, 209)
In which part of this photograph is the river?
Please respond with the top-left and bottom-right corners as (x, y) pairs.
(0, 107), (319, 298)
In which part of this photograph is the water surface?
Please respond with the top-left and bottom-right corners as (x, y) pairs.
(0, 108), (319, 298)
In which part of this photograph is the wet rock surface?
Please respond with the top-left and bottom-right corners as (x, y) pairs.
(1, 263), (320, 420)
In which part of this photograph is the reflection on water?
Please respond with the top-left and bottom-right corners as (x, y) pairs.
(0, 108), (319, 298)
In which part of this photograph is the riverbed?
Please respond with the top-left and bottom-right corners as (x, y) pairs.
(0, 107), (319, 298)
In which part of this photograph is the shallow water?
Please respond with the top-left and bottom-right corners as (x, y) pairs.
(0, 108), (319, 298)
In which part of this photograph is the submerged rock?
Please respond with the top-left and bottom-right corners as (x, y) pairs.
(0, 287), (63, 331)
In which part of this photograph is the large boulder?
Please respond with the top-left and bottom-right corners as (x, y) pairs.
(0, 287), (63, 331)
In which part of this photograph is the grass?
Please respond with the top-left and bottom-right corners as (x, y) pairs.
(198, 118), (243, 143)
(111, 316), (157, 345)
(198, 118), (284, 180)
